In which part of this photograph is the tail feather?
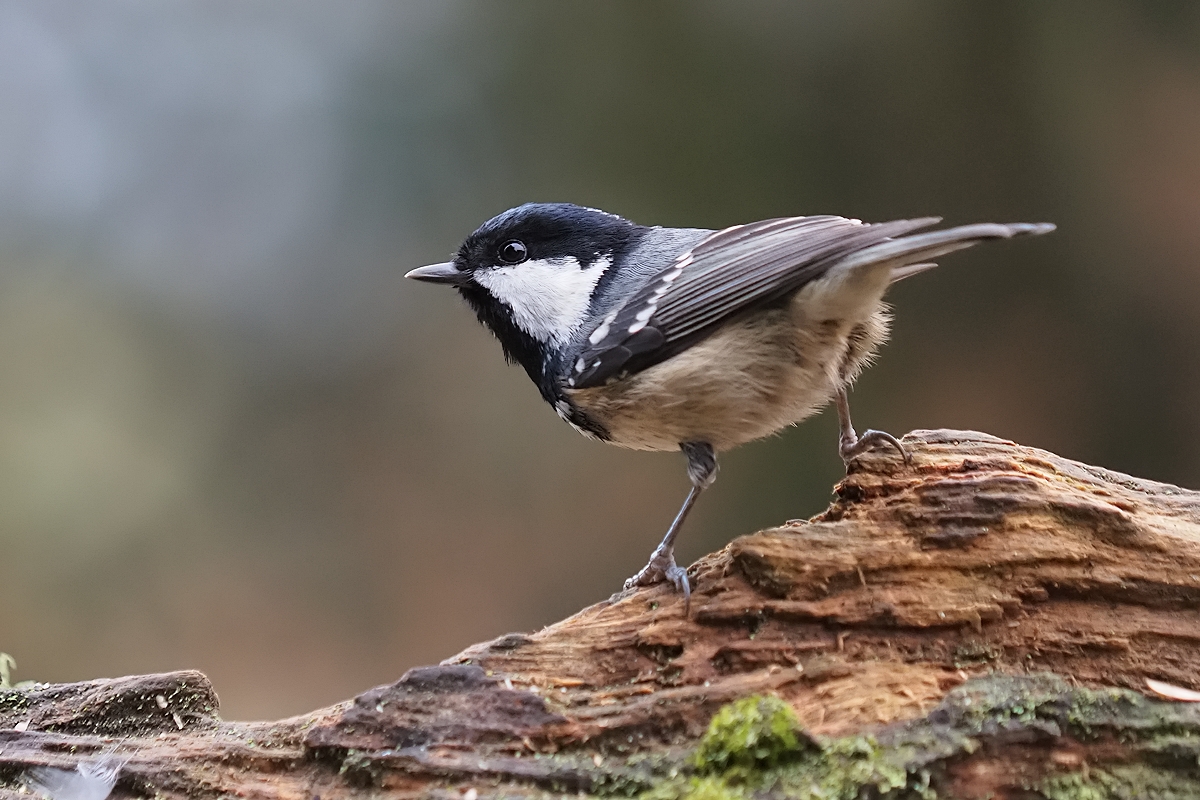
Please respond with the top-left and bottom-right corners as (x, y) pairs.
(841, 221), (1055, 280)
(889, 262), (938, 283)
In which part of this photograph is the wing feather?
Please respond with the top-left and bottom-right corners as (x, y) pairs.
(569, 215), (935, 388)
(569, 216), (1053, 389)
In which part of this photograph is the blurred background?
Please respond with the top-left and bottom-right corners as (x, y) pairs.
(1, 0), (1199, 719)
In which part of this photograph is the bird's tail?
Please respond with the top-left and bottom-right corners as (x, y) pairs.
(846, 221), (1056, 283)
(888, 262), (938, 282)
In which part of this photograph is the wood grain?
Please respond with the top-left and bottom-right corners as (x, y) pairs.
(3, 430), (1198, 799)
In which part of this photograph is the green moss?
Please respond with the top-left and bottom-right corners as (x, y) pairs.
(642, 776), (750, 800)
(647, 731), (920, 800)
(644, 695), (923, 800)
(632, 675), (1200, 800)
(1041, 771), (1113, 800)
(0, 689), (30, 715)
(1041, 765), (1200, 800)
(691, 695), (811, 780)
(771, 735), (913, 800)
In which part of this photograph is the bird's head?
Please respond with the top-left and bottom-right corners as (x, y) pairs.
(407, 203), (647, 381)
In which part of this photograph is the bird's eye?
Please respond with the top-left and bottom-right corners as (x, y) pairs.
(497, 240), (528, 265)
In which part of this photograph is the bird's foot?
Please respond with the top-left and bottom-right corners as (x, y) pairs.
(623, 544), (691, 611)
(840, 428), (910, 466)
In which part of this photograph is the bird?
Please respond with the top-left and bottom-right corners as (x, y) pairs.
(407, 203), (1054, 608)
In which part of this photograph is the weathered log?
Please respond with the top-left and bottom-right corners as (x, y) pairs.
(2, 430), (1199, 799)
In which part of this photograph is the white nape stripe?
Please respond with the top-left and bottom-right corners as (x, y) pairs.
(473, 255), (611, 346)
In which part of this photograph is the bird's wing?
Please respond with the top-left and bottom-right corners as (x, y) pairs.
(568, 215), (934, 388)
(568, 215), (1053, 389)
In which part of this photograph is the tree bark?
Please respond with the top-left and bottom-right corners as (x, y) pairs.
(2, 430), (1199, 799)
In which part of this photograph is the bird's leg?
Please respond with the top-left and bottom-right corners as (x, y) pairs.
(835, 386), (909, 466)
(623, 442), (717, 611)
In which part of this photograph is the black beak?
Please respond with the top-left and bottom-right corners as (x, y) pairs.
(405, 262), (465, 285)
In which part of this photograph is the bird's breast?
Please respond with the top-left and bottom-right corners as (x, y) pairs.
(564, 290), (891, 452)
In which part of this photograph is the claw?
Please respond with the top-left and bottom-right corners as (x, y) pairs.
(665, 563), (691, 616)
(835, 389), (910, 469)
(840, 428), (910, 466)
(624, 545), (692, 615)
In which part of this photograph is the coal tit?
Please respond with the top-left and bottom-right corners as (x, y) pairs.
(407, 204), (1054, 607)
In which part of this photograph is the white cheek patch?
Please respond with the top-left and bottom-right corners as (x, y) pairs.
(473, 256), (610, 345)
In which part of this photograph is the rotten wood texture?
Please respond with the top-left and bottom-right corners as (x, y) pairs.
(2, 430), (1199, 799)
